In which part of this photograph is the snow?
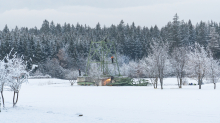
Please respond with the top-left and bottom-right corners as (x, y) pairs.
(0, 78), (220, 123)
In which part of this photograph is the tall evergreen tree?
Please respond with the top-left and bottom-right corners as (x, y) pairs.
(188, 20), (196, 47)
(40, 20), (50, 34)
(3, 25), (9, 33)
(34, 41), (43, 64)
(50, 21), (56, 34)
(171, 13), (181, 48)
(197, 21), (208, 47)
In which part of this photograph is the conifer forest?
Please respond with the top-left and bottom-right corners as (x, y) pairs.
(1, 14), (220, 79)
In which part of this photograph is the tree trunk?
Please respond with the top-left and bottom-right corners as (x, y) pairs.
(199, 79), (201, 89)
(153, 79), (156, 89)
(1, 91), (4, 107)
(160, 78), (163, 89)
(214, 83), (216, 89)
(71, 83), (73, 86)
(153, 81), (156, 88)
(179, 78), (182, 88)
(155, 78), (158, 89)
(177, 77), (179, 86)
(13, 92), (15, 107)
(15, 92), (19, 105)
(13, 92), (19, 107)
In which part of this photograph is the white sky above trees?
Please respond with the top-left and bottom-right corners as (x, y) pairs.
(0, 0), (219, 29)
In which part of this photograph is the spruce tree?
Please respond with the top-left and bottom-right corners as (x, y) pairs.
(197, 21), (208, 47)
(3, 25), (9, 33)
(40, 20), (50, 34)
(188, 20), (196, 47)
(50, 21), (56, 34)
(171, 13), (181, 48)
(34, 41), (43, 64)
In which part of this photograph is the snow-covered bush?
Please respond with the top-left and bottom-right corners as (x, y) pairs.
(89, 63), (102, 86)
(127, 61), (139, 77)
(116, 53), (130, 66)
(65, 70), (79, 86)
(119, 61), (144, 78)
(120, 63), (130, 77)
(107, 64), (120, 76)
(40, 58), (66, 79)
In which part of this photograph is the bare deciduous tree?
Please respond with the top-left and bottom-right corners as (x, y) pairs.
(140, 56), (159, 88)
(171, 47), (188, 88)
(187, 43), (209, 89)
(207, 52), (220, 89)
(0, 59), (7, 108)
(149, 39), (169, 89)
(6, 54), (29, 107)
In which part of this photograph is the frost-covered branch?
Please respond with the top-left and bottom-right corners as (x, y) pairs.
(5, 53), (29, 107)
(149, 39), (170, 89)
(186, 43), (209, 89)
(171, 47), (188, 88)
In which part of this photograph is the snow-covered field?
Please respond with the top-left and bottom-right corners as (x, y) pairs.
(0, 78), (220, 123)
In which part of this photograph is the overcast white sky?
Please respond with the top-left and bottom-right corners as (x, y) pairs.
(0, 0), (219, 30)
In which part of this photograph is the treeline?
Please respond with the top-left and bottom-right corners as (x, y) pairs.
(0, 14), (220, 78)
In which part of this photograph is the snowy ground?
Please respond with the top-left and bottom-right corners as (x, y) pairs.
(0, 78), (220, 123)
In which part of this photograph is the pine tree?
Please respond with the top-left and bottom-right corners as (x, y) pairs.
(62, 22), (67, 33)
(29, 36), (35, 58)
(117, 20), (126, 54)
(180, 20), (189, 46)
(0, 41), (5, 59)
(208, 27), (220, 58)
(56, 23), (62, 34)
(4, 35), (11, 54)
(23, 37), (29, 60)
(197, 21), (208, 47)
(34, 41), (43, 64)
(3, 25), (9, 33)
(128, 22), (136, 60)
(152, 25), (160, 38)
(68, 38), (75, 58)
(50, 21), (56, 34)
(171, 13), (181, 48)
(40, 20), (50, 34)
(188, 20), (196, 47)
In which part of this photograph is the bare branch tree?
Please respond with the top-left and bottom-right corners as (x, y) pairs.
(140, 56), (159, 88)
(149, 39), (169, 89)
(0, 49), (15, 108)
(207, 51), (220, 89)
(0, 59), (7, 108)
(187, 43), (209, 89)
(6, 54), (29, 107)
(171, 47), (188, 88)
